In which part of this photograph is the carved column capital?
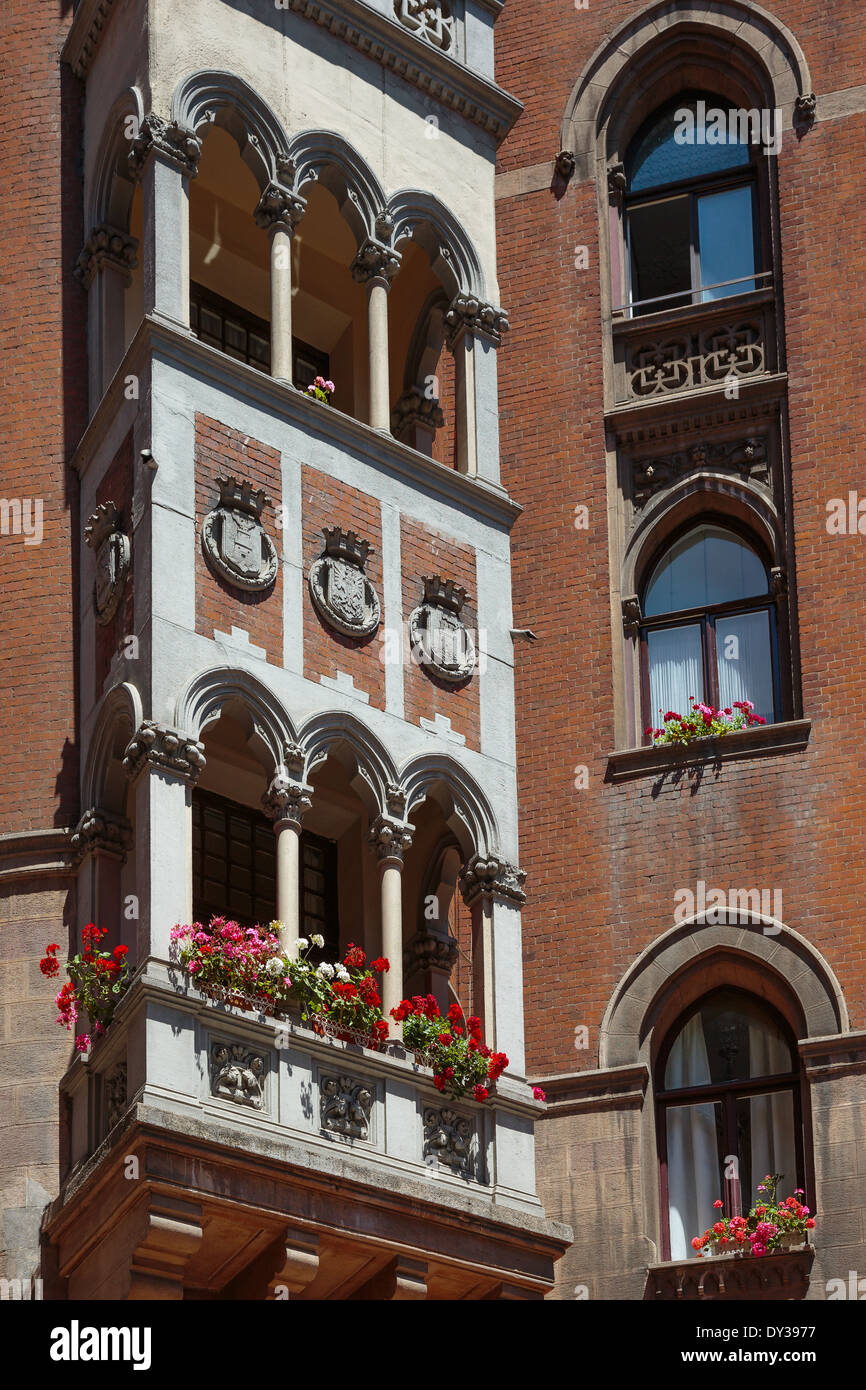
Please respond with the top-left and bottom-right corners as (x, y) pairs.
(261, 769), (312, 830)
(444, 293), (510, 348)
(74, 224), (138, 289)
(404, 928), (459, 977)
(253, 182), (306, 234)
(351, 237), (401, 286)
(369, 814), (414, 867)
(122, 720), (206, 786)
(128, 113), (202, 180)
(459, 853), (527, 907)
(391, 386), (445, 443)
(71, 806), (133, 864)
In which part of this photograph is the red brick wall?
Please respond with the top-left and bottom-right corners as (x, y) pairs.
(495, 1), (866, 1075)
(400, 518), (480, 749)
(301, 466), (385, 709)
(0, 1), (84, 833)
(431, 346), (458, 471)
(194, 414), (283, 663)
(94, 430), (134, 691)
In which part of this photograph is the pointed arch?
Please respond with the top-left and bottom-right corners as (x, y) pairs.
(399, 754), (500, 860)
(297, 710), (400, 820)
(83, 681), (144, 814)
(174, 666), (298, 774)
(171, 70), (292, 190)
(287, 130), (388, 246)
(88, 85), (145, 230)
(385, 188), (486, 299)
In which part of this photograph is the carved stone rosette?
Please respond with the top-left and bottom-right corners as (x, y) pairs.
(320, 1074), (373, 1139)
(369, 814), (414, 867)
(71, 807), (133, 864)
(128, 113), (202, 180)
(122, 721), (206, 786)
(210, 1042), (267, 1109)
(74, 224), (138, 288)
(423, 1106), (474, 1177)
(261, 769), (312, 830)
(84, 501), (131, 626)
(459, 853), (527, 908)
(444, 294), (510, 348)
(201, 475), (279, 592)
(408, 575), (475, 684)
(308, 527), (381, 638)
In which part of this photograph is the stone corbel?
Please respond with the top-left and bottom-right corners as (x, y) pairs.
(459, 853), (526, 908)
(444, 293), (510, 349)
(266, 1227), (320, 1298)
(607, 161), (627, 206)
(70, 806), (133, 865)
(352, 1254), (428, 1300)
(74, 224), (138, 289)
(128, 113), (202, 181)
(122, 720), (206, 786)
(127, 1195), (203, 1300)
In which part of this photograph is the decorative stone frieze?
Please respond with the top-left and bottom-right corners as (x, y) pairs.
(444, 293), (510, 348)
(621, 595), (641, 640)
(122, 721), (206, 785)
(261, 769), (312, 829)
(70, 807), (133, 864)
(84, 501), (131, 626)
(253, 181), (307, 233)
(391, 387), (445, 443)
(128, 113), (202, 180)
(74, 224), (138, 289)
(423, 1106), (474, 1177)
(308, 527), (381, 638)
(631, 437), (770, 511)
(201, 475), (279, 592)
(409, 575), (476, 683)
(210, 1042), (267, 1109)
(625, 318), (767, 399)
(393, 0), (455, 53)
(369, 815), (414, 866)
(459, 853), (527, 907)
(320, 1074), (373, 1139)
(104, 1061), (128, 1133)
(350, 238), (401, 285)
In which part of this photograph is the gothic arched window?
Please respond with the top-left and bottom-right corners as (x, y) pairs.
(625, 94), (766, 315)
(656, 988), (804, 1261)
(640, 521), (779, 735)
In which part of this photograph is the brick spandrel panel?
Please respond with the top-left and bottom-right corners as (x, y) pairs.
(301, 466), (386, 710)
(400, 517), (480, 750)
(495, 0), (866, 1077)
(0, 2), (85, 832)
(194, 414), (284, 663)
(93, 430), (135, 692)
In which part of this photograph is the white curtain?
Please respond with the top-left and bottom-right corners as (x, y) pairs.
(716, 610), (774, 723)
(745, 1023), (797, 1204)
(648, 624), (703, 723)
(666, 1016), (719, 1260)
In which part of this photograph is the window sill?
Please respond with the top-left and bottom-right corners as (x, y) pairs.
(645, 1246), (813, 1300)
(605, 719), (811, 784)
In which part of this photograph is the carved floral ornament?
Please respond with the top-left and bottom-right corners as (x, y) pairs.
(631, 437), (770, 512)
(320, 1074), (373, 1140)
(393, 0), (455, 54)
(84, 501), (130, 626)
(459, 853), (527, 907)
(444, 294), (510, 349)
(122, 720), (206, 785)
(127, 113), (202, 180)
(423, 1106), (474, 1177)
(309, 527), (381, 638)
(74, 225), (138, 288)
(409, 575), (476, 683)
(201, 475), (279, 592)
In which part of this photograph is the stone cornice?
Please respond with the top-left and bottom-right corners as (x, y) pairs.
(605, 373), (789, 448)
(61, 0), (522, 141)
(528, 1064), (649, 1116)
(69, 317), (523, 534)
(0, 828), (76, 884)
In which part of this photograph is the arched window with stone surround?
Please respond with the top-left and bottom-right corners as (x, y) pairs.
(638, 519), (781, 737)
(656, 988), (805, 1261)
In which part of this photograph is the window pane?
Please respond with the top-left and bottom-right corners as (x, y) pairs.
(628, 196), (691, 312)
(629, 97), (753, 193)
(644, 525), (768, 616)
(716, 609), (775, 724)
(648, 624), (703, 723)
(698, 185), (756, 299)
(666, 1099), (724, 1260)
(735, 1090), (798, 1211)
(665, 991), (792, 1089)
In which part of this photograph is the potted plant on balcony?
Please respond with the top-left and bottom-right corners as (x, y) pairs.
(391, 995), (509, 1102)
(306, 375), (335, 405)
(41, 924), (133, 1054)
(646, 698), (766, 746)
(691, 1175), (815, 1258)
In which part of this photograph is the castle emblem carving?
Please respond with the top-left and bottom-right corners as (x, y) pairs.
(409, 575), (475, 683)
(309, 527), (381, 638)
(84, 501), (130, 625)
(201, 475), (279, 592)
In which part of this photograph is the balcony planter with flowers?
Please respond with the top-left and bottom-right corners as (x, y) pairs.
(646, 698), (766, 746)
(41, 925), (132, 1054)
(306, 375), (335, 404)
(691, 1174), (816, 1259)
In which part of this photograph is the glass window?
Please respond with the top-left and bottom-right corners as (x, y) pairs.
(644, 525), (768, 617)
(628, 98), (753, 192)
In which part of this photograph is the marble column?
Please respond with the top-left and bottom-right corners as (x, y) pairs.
(351, 238), (401, 431)
(369, 811), (414, 1036)
(254, 181), (306, 384)
(128, 113), (201, 330)
(262, 759), (313, 955)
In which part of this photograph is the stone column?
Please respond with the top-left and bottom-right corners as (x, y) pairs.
(70, 807), (134, 951)
(459, 852), (527, 1071)
(254, 180), (306, 384)
(74, 226), (138, 412)
(262, 750), (313, 955)
(123, 720), (206, 962)
(369, 808), (414, 1036)
(444, 294), (509, 482)
(351, 238), (401, 432)
(128, 114), (201, 329)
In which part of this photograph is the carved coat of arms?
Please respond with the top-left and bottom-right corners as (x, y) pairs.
(309, 527), (381, 638)
(84, 501), (131, 625)
(201, 475), (279, 591)
(409, 575), (475, 683)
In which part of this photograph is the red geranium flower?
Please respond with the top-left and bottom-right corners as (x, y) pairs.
(371, 957), (389, 973)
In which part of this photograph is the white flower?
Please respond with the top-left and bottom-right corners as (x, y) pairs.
(335, 966), (350, 983)
(311, 933), (325, 949)
(317, 962), (335, 980)
(296, 938), (309, 952)
(265, 956), (285, 977)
